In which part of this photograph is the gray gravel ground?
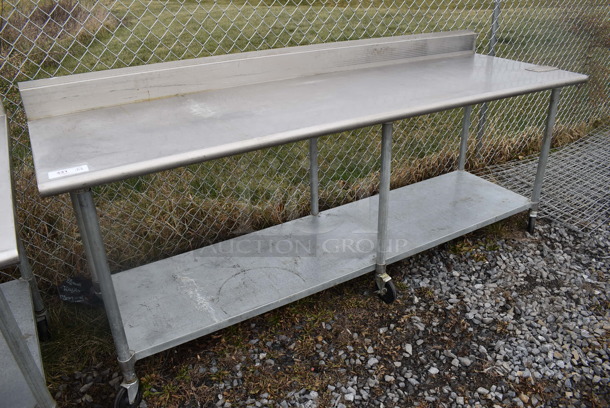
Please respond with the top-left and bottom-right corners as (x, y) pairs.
(61, 219), (609, 407)
(227, 220), (610, 408)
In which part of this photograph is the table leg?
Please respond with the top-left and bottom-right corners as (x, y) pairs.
(375, 122), (396, 304)
(458, 105), (473, 171)
(71, 189), (140, 405)
(309, 137), (319, 216)
(70, 193), (101, 295)
(529, 88), (561, 233)
(16, 237), (50, 340)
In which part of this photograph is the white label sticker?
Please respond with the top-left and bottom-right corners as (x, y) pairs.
(48, 165), (89, 180)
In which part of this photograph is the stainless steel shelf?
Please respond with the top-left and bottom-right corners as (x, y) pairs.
(113, 171), (530, 359)
(0, 280), (43, 408)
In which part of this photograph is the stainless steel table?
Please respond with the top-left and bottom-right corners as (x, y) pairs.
(19, 31), (588, 407)
(0, 105), (55, 407)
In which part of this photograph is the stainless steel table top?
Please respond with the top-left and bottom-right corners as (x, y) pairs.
(22, 39), (587, 196)
(0, 105), (18, 267)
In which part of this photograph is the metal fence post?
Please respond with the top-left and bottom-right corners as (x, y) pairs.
(476, 0), (502, 157)
(488, 0), (502, 57)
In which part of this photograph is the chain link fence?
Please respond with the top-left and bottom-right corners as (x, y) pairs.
(1, 0), (608, 285)
(479, 125), (610, 231)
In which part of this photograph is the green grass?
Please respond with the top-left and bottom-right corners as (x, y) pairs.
(1, 1), (608, 279)
(33, 3), (494, 76)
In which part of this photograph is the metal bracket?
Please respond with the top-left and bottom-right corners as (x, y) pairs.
(117, 350), (139, 403)
(117, 351), (136, 365)
(121, 378), (140, 404)
(34, 308), (48, 323)
(117, 350), (137, 377)
(374, 271), (392, 294)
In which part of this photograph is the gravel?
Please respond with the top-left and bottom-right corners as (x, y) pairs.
(240, 221), (608, 407)
(56, 220), (609, 407)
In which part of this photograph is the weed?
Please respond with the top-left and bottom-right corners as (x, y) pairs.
(483, 241), (500, 252)
(415, 286), (435, 300)
(495, 320), (509, 334)
(472, 252), (488, 263)
(591, 299), (610, 314)
(451, 239), (477, 255)
(394, 281), (409, 291)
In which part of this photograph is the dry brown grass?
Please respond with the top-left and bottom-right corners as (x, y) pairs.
(570, 13), (610, 109)
(9, 118), (587, 287)
(0, 0), (119, 61)
(14, 120), (591, 286)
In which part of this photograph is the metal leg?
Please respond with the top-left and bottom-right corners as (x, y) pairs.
(0, 290), (56, 407)
(375, 123), (395, 302)
(16, 237), (50, 341)
(8, 137), (50, 340)
(70, 193), (101, 295)
(529, 88), (561, 233)
(475, 104), (488, 158)
(309, 137), (319, 216)
(458, 105), (473, 171)
(71, 190), (140, 404)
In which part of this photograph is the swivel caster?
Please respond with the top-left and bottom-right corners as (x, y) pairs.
(527, 216), (536, 234)
(375, 272), (397, 304)
(377, 280), (397, 304)
(36, 317), (51, 342)
(114, 384), (143, 408)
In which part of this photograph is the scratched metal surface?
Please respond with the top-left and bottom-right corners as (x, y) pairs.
(0, 105), (19, 268)
(112, 171), (531, 359)
(20, 32), (587, 197)
(0, 280), (43, 408)
(19, 31), (476, 119)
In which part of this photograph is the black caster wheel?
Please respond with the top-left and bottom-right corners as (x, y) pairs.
(36, 318), (51, 342)
(527, 217), (536, 234)
(378, 280), (397, 304)
(114, 385), (143, 408)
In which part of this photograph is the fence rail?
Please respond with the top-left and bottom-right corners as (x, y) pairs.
(1, 0), (608, 285)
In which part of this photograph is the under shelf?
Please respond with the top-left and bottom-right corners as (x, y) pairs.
(113, 171), (531, 359)
(0, 279), (43, 408)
